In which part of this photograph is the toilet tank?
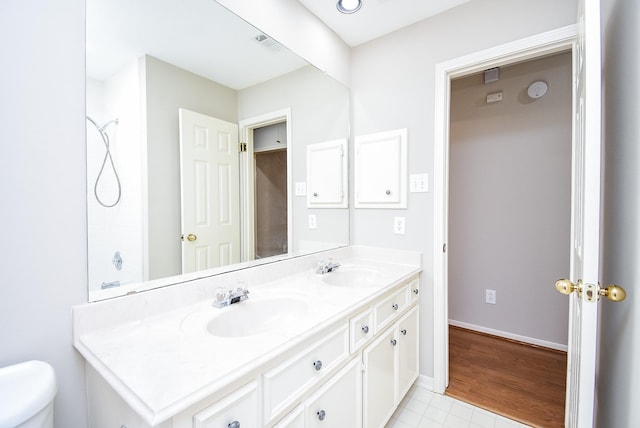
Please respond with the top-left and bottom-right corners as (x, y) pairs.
(0, 360), (56, 428)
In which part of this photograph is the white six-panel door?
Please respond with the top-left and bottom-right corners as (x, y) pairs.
(565, 0), (602, 425)
(179, 108), (240, 274)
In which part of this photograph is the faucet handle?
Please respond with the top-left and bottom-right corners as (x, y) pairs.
(215, 287), (228, 301)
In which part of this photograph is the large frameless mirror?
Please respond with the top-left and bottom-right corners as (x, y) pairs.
(86, 0), (350, 301)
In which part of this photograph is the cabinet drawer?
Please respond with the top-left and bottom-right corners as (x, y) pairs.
(408, 278), (420, 303)
(350, 308), (374, 353)
(305, 357), (362, 428)
(274, 405), (304, 428)
(374, 286), (409, 333)
(193, 381), (257, 428)
(263, 324), (349, 425)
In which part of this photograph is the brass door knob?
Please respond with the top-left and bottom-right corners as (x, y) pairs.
(186, 233), (197, 242)
(555, 278), (580, 295)
(555, 279), (626, 302)
(599, 285), (626, 302)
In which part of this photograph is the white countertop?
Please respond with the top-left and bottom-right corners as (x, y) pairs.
(73, 246), (422, 425)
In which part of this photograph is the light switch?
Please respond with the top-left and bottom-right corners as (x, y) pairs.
(410, 173), (429, 193)
(295, 182), (306, 196)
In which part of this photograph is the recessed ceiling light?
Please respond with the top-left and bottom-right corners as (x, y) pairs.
(337, 0), (362, 14)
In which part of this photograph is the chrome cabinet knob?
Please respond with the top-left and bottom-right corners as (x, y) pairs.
(391, 339), (397, 346)
(401, 329), (407, 336)
(392, 303), (398, 310)
(413, 288), (419, 295)
(313, 360), (323, 371)
(228, 422), (240, 428)
(317, 410), (326, 421)
(386, 189), (391, 195)
(362, 325), (369, 334)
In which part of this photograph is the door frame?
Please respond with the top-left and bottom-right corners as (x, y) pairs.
(238, 108), (292, 262)
(432, 25), (578, 393)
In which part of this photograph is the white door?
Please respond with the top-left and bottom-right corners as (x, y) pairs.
(563, 0), (602, 425)
(179, 108), (240, 274)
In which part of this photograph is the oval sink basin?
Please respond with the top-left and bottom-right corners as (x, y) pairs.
(321, 266), (388, 287)
(183, 296), (312, 338)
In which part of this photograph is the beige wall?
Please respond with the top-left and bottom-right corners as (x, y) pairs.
(597, 0), (640, 425)
(350, 0), (578, 378)
(448, 52), (572, 348)
(144, 55), (238, 279)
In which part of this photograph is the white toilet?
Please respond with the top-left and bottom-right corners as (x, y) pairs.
(0, 360), (56, 428)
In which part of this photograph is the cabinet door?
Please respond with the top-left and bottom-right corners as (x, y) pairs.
(397, 306), (419, 400)
(354, 129), (407, 209)
(306, 139), (348, 208)
(363, 327), (397, 428)
(305, 358), (362, 428)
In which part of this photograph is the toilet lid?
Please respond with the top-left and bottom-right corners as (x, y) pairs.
(0, 360), (56, 426)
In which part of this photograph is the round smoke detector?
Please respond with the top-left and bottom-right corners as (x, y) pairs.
(527, 81), (548, 99)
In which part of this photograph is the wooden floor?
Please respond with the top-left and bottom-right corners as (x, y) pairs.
(446, 326), (567, 428)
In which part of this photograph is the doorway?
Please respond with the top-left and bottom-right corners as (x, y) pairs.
(432, 25), (579, 394)
(253, 121), (288, 258)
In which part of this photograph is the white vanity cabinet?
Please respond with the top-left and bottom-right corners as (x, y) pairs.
(363, 305), (419, 428)
(80, 266), (421, 428)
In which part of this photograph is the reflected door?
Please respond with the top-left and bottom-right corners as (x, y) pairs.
(179, 108), (240, 273)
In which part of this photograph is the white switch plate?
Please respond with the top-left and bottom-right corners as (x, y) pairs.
(485, 289), (497, 304)
(410, 173), (429, 193)
(295, 182), (306, 196)
(486, 92), (503, 103)
(394, 217), (406, 235)
(308, 214), (317, 229)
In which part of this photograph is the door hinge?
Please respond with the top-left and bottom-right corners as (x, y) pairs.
(239, 142), (247, 152)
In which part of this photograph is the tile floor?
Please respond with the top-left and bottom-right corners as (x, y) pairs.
(385, 385), (532, 428)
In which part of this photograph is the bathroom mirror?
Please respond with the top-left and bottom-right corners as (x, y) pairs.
(86, 0), (350, 301)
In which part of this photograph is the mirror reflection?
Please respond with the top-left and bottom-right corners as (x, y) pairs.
(86, 0), (350, 301)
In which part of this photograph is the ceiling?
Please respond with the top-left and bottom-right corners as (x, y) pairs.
(86, 0), (470, 90)
(86, 0), (308, 89)
(297, 0), (470, 47)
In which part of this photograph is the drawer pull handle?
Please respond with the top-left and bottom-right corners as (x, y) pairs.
(401, 329), (407, 336)
(362, 325), (369, 334)
(391, 339), (397, 346)
(392, 303), (399, 310)
(413, 288), (419, 295)
(228, 422), (240, 428)
(313, 360), (323, 371)
(317, 409), (326, 421)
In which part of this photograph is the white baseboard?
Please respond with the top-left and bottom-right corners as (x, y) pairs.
(414, 374), (434, 391)
(448, 319), (568, 352)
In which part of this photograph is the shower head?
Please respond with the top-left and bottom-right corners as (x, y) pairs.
(98, 118), (119, 132)
(86, 116), (119, 133)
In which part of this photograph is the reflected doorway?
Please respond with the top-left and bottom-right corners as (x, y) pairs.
(250, 120), (289, 259)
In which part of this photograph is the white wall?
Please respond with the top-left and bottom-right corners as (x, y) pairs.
(350, 0), (578, 379)
(448, 52), (572, 347)
(144, 55), (238, 280)
(0, 0), (88, 426)
(86, 59), (145, 297)
(238, 66), (350, 253)
(597, 0), (640, 425)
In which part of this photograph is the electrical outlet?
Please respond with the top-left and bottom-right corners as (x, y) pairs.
(394, 217), (406, 235)
(308, 214), (317, 229)
(485, 289), (497, 304)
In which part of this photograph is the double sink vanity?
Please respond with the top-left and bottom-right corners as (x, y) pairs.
(73, 246), (422, 428)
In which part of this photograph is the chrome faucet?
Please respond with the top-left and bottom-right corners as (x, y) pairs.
(212, 283), (249, 308)
(316, 258), (341, 275)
